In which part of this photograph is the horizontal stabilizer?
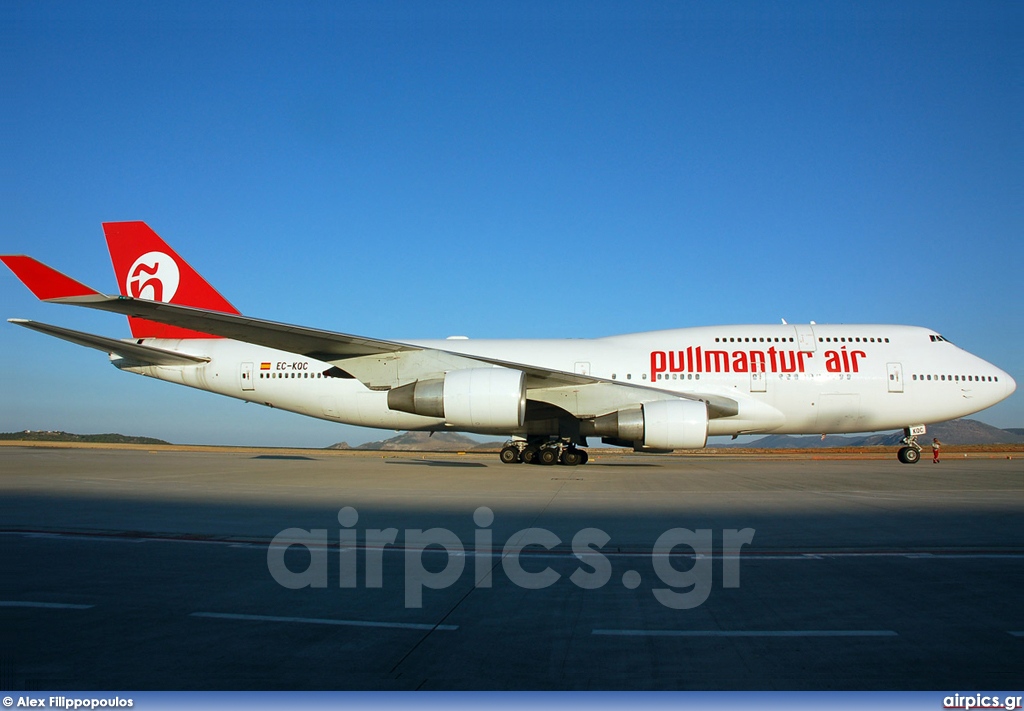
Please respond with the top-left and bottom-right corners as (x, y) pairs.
(8, 319), (210, 366)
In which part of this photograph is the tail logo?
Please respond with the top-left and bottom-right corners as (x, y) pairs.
(127, 251), (180, 302)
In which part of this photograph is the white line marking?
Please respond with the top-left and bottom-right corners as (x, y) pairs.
(5, 532), (1024, 560)
(0, 601), (94, 610)
(190, 611), (457, 631)
(592, 629), (898, 637)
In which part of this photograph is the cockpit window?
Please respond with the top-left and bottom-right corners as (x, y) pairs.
(929, 334), (952, 344)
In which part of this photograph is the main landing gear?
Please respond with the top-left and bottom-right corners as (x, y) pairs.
(499, 439), (589, 466)
(896, 427), (923, 464)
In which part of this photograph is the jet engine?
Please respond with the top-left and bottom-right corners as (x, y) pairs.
(585, 399), (708, 450)
(387, 367), (526, 430)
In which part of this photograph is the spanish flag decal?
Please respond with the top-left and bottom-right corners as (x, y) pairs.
(260, 362), (271, 370)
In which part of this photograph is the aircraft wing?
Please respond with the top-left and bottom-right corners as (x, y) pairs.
(0, 256), (414, 358)
(2, 255), (738, 416)
(1, 255), (596, 380)
(45, 289), (604, 387)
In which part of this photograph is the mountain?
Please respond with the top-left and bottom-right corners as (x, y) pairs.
(728, 433), (865, 449)
(329, 431), (501, 451)
(728, 419), (1024, 448)
(0, 430), (171, 445)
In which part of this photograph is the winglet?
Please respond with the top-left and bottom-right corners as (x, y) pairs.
(0, 255), (101, 301)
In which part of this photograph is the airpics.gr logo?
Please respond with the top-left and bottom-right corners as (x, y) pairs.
(126, 251), (180, 302)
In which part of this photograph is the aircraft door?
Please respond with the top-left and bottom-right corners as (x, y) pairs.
(240, 362), (255, 391)
(886, 362), (904, 393)
(750, 371), (767, 393)
(794, 324), (817, 352)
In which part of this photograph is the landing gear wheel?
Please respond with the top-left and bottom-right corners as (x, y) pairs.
(539, 448), (559, 466)
(521, 446), (539, 465)
(897, 427), (924, 464)
(897, 446), (921, 464)
(499, 446), (521, 464)
(579, 450), (589, 465)
(561, 449), (582, 466)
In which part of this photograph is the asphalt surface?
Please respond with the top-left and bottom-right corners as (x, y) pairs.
(1, 446), (1021, 690)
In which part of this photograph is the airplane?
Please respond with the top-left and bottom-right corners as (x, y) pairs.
(1, 221), (1016, 465)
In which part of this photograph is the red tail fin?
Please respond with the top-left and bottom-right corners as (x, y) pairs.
(103, 221), (240, 339)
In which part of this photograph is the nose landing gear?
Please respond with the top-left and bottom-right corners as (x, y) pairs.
(896, 426), (925, 464)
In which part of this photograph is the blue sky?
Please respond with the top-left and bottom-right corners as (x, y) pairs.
(1, 1), (1021, 446)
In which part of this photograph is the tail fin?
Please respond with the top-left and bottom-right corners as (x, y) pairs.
(103, 221), (240, 339)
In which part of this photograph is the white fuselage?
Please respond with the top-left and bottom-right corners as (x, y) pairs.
(116, 323), (1015, 440)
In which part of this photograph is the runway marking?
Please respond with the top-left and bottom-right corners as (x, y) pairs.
(0, 600), (94, 610)
(190, 611), (457, 631)
(592, 629), (898, 637)
(5, 532), (1024, 560)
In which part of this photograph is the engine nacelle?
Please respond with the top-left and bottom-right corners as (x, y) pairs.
(588, 399), (708, 450)
(387, 368), (526, 430)
(641, 399), (708, 449)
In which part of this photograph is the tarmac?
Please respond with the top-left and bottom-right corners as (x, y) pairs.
(1, 445), (1021, 690)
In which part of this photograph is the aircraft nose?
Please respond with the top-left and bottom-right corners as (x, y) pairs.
(1004, 371), (1017, 399)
